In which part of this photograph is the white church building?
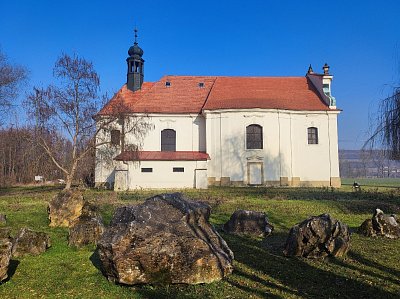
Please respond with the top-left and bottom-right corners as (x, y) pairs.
(95, 35), (341, 190)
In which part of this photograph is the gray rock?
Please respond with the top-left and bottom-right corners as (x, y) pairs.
(48, 190), (86, 227)
(68, 215), (105, 248)
(12, 228), (51, 257)
(359, 209), (400, 239)
(0, 239), (12, 282)
(283, 213), (350, 258)
(223, 210), (274, 237)
(98, 193), (234, 285)
(358, 219), (375, 237)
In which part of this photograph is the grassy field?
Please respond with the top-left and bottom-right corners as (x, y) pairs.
(342, 177), (400, 188)
(0, 185), (399, 298)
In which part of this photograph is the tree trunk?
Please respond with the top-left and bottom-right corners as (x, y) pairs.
(64, 159), (79, 190)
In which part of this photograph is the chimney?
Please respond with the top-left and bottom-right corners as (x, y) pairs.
(322, 63), (330, 75)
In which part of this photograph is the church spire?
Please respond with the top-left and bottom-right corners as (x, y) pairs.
(126, 28), (144, 92)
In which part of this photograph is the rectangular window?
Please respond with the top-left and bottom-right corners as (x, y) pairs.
(110, 130), (121, 146)
(141, 168), (153, 173)
(173, 167), (184, 172)
(308, 127), (318, 144)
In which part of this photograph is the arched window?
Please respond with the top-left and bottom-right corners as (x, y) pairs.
(161, 129), (176, 151)
(308, 127), (318, 144)
(246, 124), (263, 149)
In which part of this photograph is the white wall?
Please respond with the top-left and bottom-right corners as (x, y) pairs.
(95, 114), (207, 188)
(125, 114), (206, 152)
(204, 109), (340, 184)
(124, 160), (207, 189)
(96, 109), (340, 188)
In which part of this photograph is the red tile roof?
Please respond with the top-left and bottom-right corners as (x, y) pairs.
(98, 75), (333, 115)
(203, 77), (329, 111)
(98, 82), (155, 115)
(114, 151), (210, 161)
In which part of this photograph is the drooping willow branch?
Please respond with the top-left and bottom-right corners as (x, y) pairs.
(365, 86), (400, 159)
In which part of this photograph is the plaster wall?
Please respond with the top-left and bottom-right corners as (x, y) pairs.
(123, 160), (207, 189)
(204, 109), (340, 186)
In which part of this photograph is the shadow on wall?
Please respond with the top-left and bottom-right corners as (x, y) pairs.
(222, 135), (285, 184)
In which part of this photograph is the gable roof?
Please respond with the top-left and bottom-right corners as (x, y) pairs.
(203, 77), (330, 111)
(98, 75), (334, 116)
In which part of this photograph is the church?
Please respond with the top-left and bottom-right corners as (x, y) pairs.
(95, 33), (341, 190)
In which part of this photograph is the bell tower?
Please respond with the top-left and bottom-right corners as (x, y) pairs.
(126, 29), (144, 92)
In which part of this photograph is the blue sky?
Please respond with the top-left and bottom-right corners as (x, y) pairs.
(1, 0), (399, 149)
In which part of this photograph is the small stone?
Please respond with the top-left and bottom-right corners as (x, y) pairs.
(223, 210), (274, 237)
(12, 228), (51, 257)
(359, 208), (400, 239)
(358, 219), (375, 237)
(283, 213), (350, 258)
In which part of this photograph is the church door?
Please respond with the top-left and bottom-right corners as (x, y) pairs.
(248, 162), (263, 185)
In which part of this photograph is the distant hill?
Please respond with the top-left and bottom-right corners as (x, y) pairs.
(339, 149), (400, 178)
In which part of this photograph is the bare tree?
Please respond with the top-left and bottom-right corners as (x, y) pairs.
(0, 49), (27, 124)
(25, 53), (152, 190)
(365, 72), (400, 159)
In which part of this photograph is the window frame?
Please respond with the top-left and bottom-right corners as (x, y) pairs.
(307, 127), (319, 145)
(161, 129), (176, 152)
(246, 124), (263, 150)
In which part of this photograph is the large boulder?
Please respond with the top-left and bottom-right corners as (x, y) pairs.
(0, 239), (12, 282)
(48, 190), (86, 227)
(223, 210), (274, 237)
(68, 215), (105, 248)
(283, 214), (350, 258)
(12, 228), (51, 257)
(97, 193), (234, 285)
(359, 209), (400, 239)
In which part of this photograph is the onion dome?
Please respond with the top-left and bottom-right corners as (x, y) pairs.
(128, 42), (144, 57)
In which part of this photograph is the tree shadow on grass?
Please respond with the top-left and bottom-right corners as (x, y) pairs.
(349, 251), (400, 282)
(222, 232), (399, 298)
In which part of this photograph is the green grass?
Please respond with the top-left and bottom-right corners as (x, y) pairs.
(0, 185), (399, 298)
(342, 177), (400, 188)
